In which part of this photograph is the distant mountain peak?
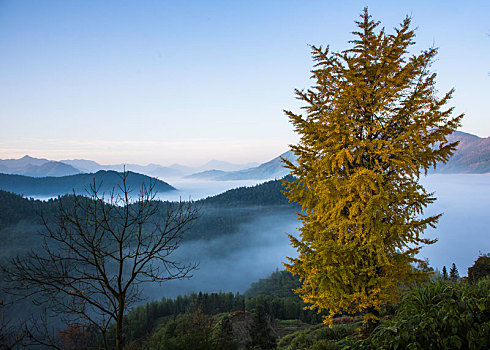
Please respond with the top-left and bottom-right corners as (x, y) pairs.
(186, 131), (489, 180)
(197, 159), (260, 172)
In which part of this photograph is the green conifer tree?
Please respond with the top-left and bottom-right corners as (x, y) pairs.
(442, 265), (448, 280)
(213, 316), (238, 350)
(449, 263), (460, 282)
(246, 306), (277, 350)
(282, 8), (462, 326)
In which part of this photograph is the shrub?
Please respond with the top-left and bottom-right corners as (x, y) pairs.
(146, 308), (213, 350)
(369, 278), (490, 349)
(277, 322), (359, 350)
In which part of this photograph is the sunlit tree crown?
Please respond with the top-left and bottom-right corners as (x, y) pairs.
(282, 8), (463, 325)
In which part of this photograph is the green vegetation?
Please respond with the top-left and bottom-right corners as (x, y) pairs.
(468, 254), (490, 284)
(121, 271), (489, 349)
(278, 322), (360, 350)
(121, 282), (324, 344)
(245, 269), (300, 299)
(115, 270), (323, 349)
(246, 306), (277, 349)
(141, 308), (235, 350)
(450, 263), (460, 282)
(442, 265), (449, 280)
(369, 278), (490, 349)
(200, 177), (294, 207)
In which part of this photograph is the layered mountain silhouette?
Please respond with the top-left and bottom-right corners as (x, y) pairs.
(0, 156), (80, 177)
(20, 161), (80, 177)
(185, 151), (297, 180)
(1, 131), (488, 181)
(0, 156), (257, 179)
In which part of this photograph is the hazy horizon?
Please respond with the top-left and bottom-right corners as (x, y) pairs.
(0, 152), (269, 168)
(1, 125), (488, 168)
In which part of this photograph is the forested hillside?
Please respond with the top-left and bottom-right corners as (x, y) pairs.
(0, 176), (296, 259)
(0, 170), (175, 197)
(245, 269), (300, 299)
(0, 191), (40, 230)
(120, 269), (325, 349)
(0, 183), (301, 348)
(199, 177), (293, 207)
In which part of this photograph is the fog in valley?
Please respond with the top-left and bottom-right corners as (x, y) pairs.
(142, 210), (298, 300)
(1, 172), (488, 330)
(140, 173), (489, 301)
(418, 174), (490, 274)
(158, 179), (266, 201)
(22, 174), (489, 301)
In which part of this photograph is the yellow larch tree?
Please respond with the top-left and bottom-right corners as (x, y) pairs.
(282, 9), (463, 328)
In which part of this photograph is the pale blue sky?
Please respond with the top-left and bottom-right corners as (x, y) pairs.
(1, 0), (488, 165)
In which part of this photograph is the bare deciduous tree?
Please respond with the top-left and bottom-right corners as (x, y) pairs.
(3, 171), (199, 349)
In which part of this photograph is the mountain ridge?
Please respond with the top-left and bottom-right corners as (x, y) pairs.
(0, 170), (176, 197)
(186, 131), (490, 180)
(0, 156), (259, 178)
(2, 131), (488, 180)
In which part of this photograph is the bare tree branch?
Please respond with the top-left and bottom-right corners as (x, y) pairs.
(2, 171), (199, 349)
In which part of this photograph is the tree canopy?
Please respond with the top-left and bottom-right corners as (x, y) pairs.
(282, 8), (462, 326)
(467, 253), (490, 284)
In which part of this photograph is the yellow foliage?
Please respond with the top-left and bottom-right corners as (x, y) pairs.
(282, 8), (462, 326)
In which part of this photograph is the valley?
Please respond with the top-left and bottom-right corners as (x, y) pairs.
(1, 172), (488, 298)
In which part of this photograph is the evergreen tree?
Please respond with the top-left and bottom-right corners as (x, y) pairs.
(246, 306), (277, 350)
(442, 266), (448, 280)
(213, 316), (238, 350)
(449, 263), (460, 282)
(282, 8), (462, 327)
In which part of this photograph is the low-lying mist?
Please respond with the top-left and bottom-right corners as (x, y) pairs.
(418, 174), (490, 273)
(141, 209), (298, 300)
(4, 174), (488, 305)
(144, 173), (490, 301)
(158, 179), (265, 201)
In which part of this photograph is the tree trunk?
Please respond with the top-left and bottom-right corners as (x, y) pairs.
(102, 330), (108, 350)
(115, 297), (125, 350)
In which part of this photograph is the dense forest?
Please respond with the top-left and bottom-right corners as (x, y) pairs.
(198, 177), (293, 207)
(122, 272), (325, 346)
(49, 263), (488, 350)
